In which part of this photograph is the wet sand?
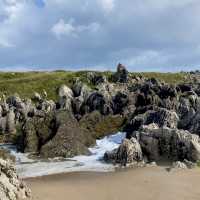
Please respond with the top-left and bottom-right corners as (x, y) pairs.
(26, 166), (200, 200)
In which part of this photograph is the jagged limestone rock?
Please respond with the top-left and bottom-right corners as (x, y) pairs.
(40, 111), (95, 158)
(133, 124), (200, 162)
(104, 138), (143, 166)
(0, 159), (31, 200)
(58, 85), (74, 110)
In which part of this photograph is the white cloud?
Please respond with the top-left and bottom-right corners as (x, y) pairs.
(0, 0), (30, 48)
(51, 19), (76, 38)
(51, 18), (101, 39)
(0, 0), (200, 71)
(99, 0), (115, 13)
(0, 38), (14, 47)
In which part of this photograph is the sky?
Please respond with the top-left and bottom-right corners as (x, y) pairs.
(0, 0), (200, 72)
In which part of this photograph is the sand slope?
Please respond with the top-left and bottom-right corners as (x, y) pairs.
(26, 166), (200, 200)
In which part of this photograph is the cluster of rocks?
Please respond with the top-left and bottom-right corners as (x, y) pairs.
(0, 64), (129, 158)
(1, 64), (200, 167)
(103, 69), (200, 167)
(2, 65), (200, 200)
(0, 156), (31, 200)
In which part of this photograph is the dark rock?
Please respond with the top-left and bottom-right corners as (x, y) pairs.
(112, 63), (129, 83)
(40, 111), (95, 158)
(158, 84), (177, 99)
(112, 92), (129, 114)
(87, 72), (107, 85)
(125, 107), (179, 138)
(19, 112), (56, 153)
(83, 92), (109, 115)
(177, 84), (192, 93)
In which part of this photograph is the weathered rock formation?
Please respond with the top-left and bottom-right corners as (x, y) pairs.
(104, 124), (200, 165)
(1, 65), (200, 166)
(104, 138), (143, 166)
(112, 63), (129, 83)
(0, 158), (31, 200)
(40, 111), (95, 158)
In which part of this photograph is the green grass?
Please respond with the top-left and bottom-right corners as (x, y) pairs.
(130, 72), (187, 84)
(0, 71), (187, 101)
(0, 71), (89, 101)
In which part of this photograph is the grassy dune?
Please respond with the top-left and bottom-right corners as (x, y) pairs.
(0, 71), (187, 100)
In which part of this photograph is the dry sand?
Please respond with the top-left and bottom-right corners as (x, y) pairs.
(26, 166), (200, 200)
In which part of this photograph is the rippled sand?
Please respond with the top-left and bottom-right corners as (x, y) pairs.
(26, 166), (200, 200)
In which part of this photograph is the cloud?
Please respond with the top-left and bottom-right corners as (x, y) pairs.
(51, 19), (76, 38)
(0, 0), (200, 71)
(99, 0), (115, 13)
(51, 18), (101, 39)
(0, 38), (14, 47)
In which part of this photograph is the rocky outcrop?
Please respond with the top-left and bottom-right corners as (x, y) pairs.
(19, 111), (56, 153)
(58, 85), (73, 110)
(135, 125), (200, 162)
(105, 124), (200, 166)
(125, 108), (179, 138)
(104, 138), (143, 166)
(0, 159), (31, 200)
(2, 65), (200, 165)
(40, 111), (95, 158)
(86, 72), (107, 85)
(112, 63), (129, 83)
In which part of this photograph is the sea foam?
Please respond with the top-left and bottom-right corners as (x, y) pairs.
(0, 132), (125, 178)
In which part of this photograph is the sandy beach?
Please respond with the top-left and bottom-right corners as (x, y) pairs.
(26, 166), (200, 200)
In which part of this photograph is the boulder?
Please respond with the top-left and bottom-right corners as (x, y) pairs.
(178, 97), (195, 130)
(0, 159), (31, 200)
(40, 111), (95, 158)
(172, 161), (187, 169)
(71, 79), (92, 99)
(19, 112), (56, 153)
(104, 138), (143, 166)
(32, 92), (42, 102)
(6, 109), (16, 134)
(59, 85), (73, 99)
(132, 125), (200, 162)
(83, 92), (110, 115)
(86, 72), (107, 85)
(0, 117), (7, 134)
(112, 63), (129, 83)
(112, 92), (129, 114)
(125, 107), (179, 137)
(21, 118), (39, 153)
(40, 100), (56, 112)
(72, 83), (92, 115)
(58, 85), (74, 110)
(6, 94), (22, 107)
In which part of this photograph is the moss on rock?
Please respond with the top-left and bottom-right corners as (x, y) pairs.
(79, 111), (125, 139)
(40, 111), (95, 158)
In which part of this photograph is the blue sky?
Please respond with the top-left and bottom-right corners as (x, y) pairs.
(0, 0), (200, 72)
(35, 0), (45, 8)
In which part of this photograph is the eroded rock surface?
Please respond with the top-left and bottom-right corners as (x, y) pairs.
(1, 66), (200, 165)
(0, 158), (31, 200)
